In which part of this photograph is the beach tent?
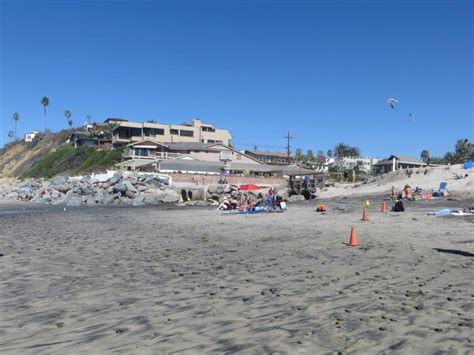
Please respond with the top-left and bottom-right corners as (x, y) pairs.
(239, 184), (260, 191)
(464, 161), (473, 170)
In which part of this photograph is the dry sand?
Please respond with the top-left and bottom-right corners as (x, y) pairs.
(0, 197), (473, 354)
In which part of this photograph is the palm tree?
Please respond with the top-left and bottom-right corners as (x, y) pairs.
(454, 138), (473, 162)
(87, 114), (92, 124)
(64, 110), (73, 129)
(41, 96), (50, 132)
(13, 112), (20, 140)
(8, 131), (15, 141)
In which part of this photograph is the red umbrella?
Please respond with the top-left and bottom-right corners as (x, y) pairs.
(239, 184), (260, 191)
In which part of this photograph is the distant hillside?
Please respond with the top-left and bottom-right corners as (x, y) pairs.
(0, 131), (123, 178)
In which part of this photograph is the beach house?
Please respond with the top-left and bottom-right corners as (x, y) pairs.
(110, 118), (232, 146)
(244, 151), (294, 165)
(372, 155), (426, 174)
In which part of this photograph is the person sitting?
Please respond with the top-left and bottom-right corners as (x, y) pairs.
(391, 186), (397, 199)
(255, 193), (264, 206)
(217, 197), (231, 210)
(401, 184), (413, 200)
(266, 188), (275, 204)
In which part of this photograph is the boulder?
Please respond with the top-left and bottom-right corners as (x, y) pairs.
(157, 189), (180, 203)
(287, 194), (305, 203)
(85, 196), (97, 205)
(113, 182), (127, 193)
(125, 189), (137, 199)
(123, 180), (137, 193)
(50, 190), (61, 200)
(51, 175), (67, 186)
(102, 193), (115, 205)
(132, 193), (146, 206)
(56, 184), (71, 193)
(108, 172), (123, 185)
(66, 196), (83, 206)
(207, 185), (218, 194)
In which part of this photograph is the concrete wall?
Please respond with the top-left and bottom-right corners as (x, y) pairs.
(190, 149), (261, 164)
(170, 173), (287, 185)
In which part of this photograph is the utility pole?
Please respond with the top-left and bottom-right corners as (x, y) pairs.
(284, 130), (293, 164)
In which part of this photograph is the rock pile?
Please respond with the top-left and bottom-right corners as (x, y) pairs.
(0, 174), (301, 207)
(1, 172), (180, 206)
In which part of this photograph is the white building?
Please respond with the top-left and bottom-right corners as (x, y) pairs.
(332, 156), (380, 173)
(24, 131), (38, 143)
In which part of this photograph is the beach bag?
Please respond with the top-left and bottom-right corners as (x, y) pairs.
(393, 200), (405, 212)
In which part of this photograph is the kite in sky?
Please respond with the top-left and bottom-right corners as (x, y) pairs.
(387, 98), (398, 108)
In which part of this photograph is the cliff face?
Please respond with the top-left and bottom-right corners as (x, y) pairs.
(0, 133), (67, 178)
(0, 131), (122, 178)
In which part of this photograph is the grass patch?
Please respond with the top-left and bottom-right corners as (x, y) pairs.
(24, 144), (123, 178)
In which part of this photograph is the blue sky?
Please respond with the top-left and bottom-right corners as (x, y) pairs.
(1, 0), (472, 158)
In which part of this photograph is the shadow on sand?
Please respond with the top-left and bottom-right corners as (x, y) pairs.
(433, 248), (474, 257)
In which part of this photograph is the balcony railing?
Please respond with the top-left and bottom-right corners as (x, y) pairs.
(123, 150), (182, 160)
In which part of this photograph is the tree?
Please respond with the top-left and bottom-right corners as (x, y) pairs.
(347, 147), (361, 157)
(317, 150), (325, 161)
(147, 119), (157, 123)
(87, 114), (92, 124)
(305, 149), (315, 164)
(454, 138), (473, 162)
(443, 152), (461, 164)
(13, 112), (20, 140)
(64, 110), (73, 129)
(8, 131), (15, 141)
(334, 143), (350, 159)
(41, 96), (50, 132)
(327, 149), (333, 158)
(420, 150), (430, 164)
(294, 148), (304, 162)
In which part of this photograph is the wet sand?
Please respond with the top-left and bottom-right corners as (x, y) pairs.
(0, 198), (473, 354)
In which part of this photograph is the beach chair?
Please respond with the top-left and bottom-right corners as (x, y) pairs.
(432, 182), (448, 197)
(437, 182), (448, 193)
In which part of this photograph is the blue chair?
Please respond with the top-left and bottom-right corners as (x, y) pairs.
(437, 182), (448, 192)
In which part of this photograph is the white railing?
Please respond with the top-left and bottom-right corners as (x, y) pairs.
(123, 150), (182, 160)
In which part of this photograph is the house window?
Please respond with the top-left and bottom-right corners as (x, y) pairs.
(236, 154), (242, 160)
(156, 128), (164, 135)
(135, 148), (149, 157)
(143, 128), (152, 137)
(207, 139), (215, 143)
(201, 126), (215, 132)
(180, 130), (194, 137)
(170, 129), (179, 135)
(131, 128), (141, 137)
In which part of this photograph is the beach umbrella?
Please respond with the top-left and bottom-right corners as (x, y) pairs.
(239, 184), (260, 191)
(387, 98), (398, 108)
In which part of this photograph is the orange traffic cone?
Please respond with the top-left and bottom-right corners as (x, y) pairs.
(381, 201), (388, 213)
(348, 227), (358, 246)
(361, 207), (369, 221)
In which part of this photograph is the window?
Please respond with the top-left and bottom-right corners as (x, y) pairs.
(180, 130), (194, 137)
(131, 128), (141, 137)
(201, 126), (215, 132)
(207, 139), (215, 143)
(143, 128), (152, 137)
(155, 128), (164, 135)
(236, 154), (242, 160)
(170, 129), (179, 135)
(135, 148), (149, 157)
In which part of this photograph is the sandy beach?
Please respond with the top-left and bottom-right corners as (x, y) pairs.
(0, 196), (473, 354)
